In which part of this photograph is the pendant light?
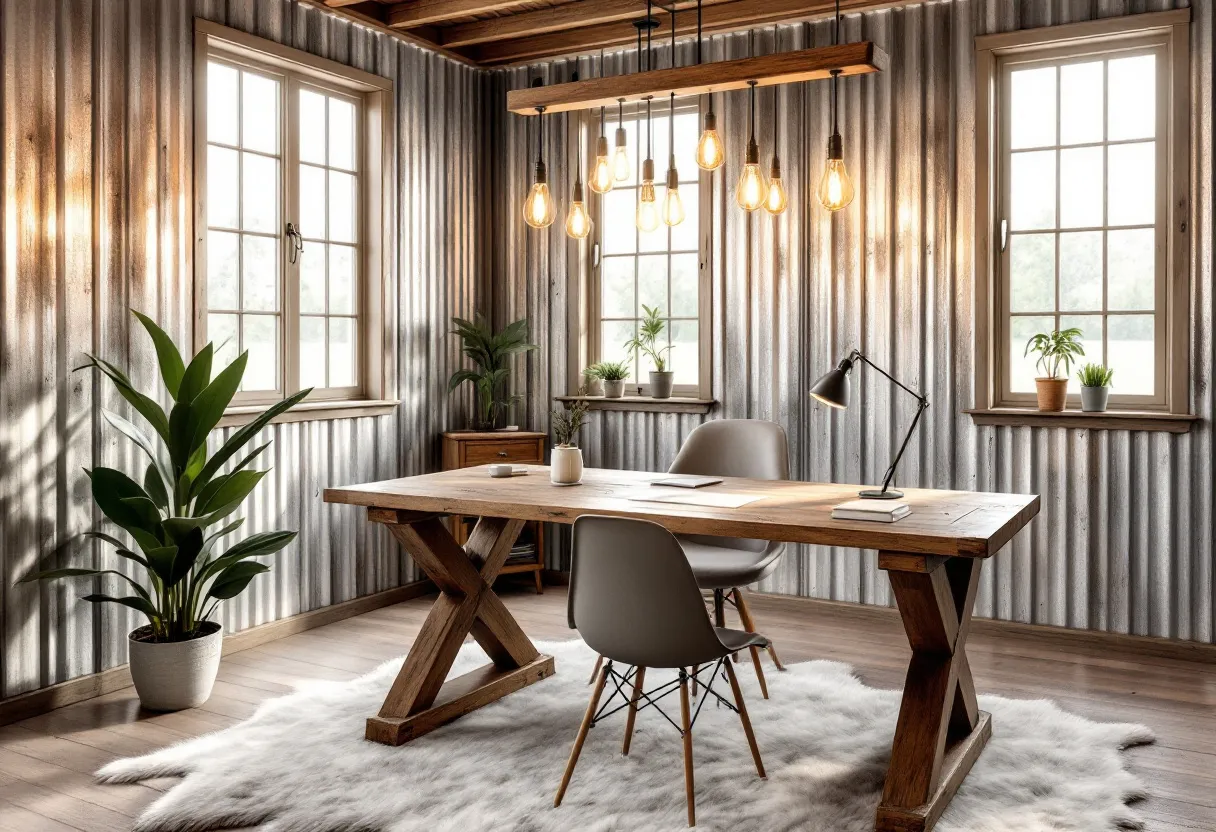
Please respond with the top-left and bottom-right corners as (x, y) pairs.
(694, 0), (726, 171)
(612, 99), (631, 183)
(523, 106), (555, 229)
(660, 14), (684, 227)
(818, 0), (855, 211)
(566, 112), (592, 239)
(590, 106), (614, 194)
(637, 97), (660, 232)
(736, 80), (768, 211)
(764, 85), (788, 214)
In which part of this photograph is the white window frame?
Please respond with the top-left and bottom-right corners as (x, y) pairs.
(193, 20), (396, 424)
(974, 10), (1190, 416)
(569, 98), (713, 400)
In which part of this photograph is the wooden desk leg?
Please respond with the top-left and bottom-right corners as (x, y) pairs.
(875, 552), (991, 832)
(363, 509), (556, 746)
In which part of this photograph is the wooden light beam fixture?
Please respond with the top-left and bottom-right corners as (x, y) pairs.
(506, 41), (885, 115)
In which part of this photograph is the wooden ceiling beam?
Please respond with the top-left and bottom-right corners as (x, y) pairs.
(470, 0), (890, 65)
(323, 0), (375, 7)
(386, 0), (529, 29)
(297, 0), (473, 67)
(505, 41), (885, 114)
(440, 0), (735, 49)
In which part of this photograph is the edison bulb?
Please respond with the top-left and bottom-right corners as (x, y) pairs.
(522, 181), (555, 228)
(818, 158), (855, 211)
(566, 200), (591, 239)
(695, 111), (726, 171)
(765, 158), (788, 215)
(636, 183), (660, 233)
(662, 186), (684, 227)
(736, 163), (767, 212)
(589, 136), (613, 194)
(612, 127), (631, 182)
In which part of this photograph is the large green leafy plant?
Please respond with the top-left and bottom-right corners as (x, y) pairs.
(21, 311), (310, 642)
(448, 315), (537, 430)
(1024, 327), (1085, 379)
(624, 304), (672, 373)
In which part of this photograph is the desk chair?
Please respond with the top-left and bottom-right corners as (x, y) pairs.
(669, 419), (789, 698)
(555, 516), (766, 827)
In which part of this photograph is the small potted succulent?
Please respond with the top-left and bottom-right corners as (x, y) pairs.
(1077, 363), (1114, 412)
(588, 360), (630, 398)
(624, 304), (674, 399)
(21, 311), (308, 711)
(1025, 327), (1084, 412)
(550, 392), (590, 485)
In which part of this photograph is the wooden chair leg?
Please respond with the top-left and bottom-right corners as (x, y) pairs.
(622, 666), (647, 755)
(556, 663), (609, 807)
(747, 645), (769, 699)
(679, 673), (696, 827)
(724, 660), (765, 778)
(533, 569), (544, 594)
(690, 665), (700, 698)
(734, 587), (786, 673)
(588, 655), (603, 685)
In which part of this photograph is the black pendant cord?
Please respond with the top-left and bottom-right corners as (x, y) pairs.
(832, 0), (841, 137)
(773, 84), (780, 161)
(646, 97), (653, 158)
(646, 0), (653, 71)
(669, 92), (675, 165)
(748, 80), (756, 145)
(536, 107), (544, 168)
(696, 0), (702, 64)
(670, 4), (676, 69)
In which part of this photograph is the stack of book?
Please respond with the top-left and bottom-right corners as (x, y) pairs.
(504, 542), (537, 565)
(831, 499), (912, 523)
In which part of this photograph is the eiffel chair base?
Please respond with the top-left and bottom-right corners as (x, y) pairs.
(555, 659), (765, 828)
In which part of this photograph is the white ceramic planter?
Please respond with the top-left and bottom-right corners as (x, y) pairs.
(128, 622), (223, 711)
(1081, 386), (1110, 412)
(551, 445), (584, 485)
(649, 371), (675, 399)
(602, 379), (625, 398)
(582, 374), (603, 396)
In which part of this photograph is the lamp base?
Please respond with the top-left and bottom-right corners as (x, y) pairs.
(859, 488), (903, 500)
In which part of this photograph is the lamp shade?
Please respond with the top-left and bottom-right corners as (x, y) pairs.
(809, 359), (853, 409)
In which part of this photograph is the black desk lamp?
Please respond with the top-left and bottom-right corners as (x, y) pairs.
(810, 349), (929, 500)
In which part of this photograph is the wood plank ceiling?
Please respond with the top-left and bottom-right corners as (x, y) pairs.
(318, 0), (890, 67)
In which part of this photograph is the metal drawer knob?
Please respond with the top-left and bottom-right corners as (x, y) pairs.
(497, 451), (508, 457)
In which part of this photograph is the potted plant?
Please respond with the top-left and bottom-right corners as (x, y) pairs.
(21, 311), (308, 711)
(1077, 363), (1114, 412)
(624, 304), (675, 399)
(588, 360), (630, 398)
(550, 392), (590, 485)
(580, 365), (604, 397)
(448, 315), (538, 430)
(1024, 327), (1084, 412)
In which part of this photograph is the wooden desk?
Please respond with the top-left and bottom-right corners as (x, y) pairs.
(325, 465), (1039, 832)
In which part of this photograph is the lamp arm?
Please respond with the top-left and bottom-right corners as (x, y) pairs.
(845, 350), (930, 496)
(849, 350), (928, 406)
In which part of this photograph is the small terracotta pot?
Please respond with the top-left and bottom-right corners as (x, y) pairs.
(1035, 377), (1068, 412)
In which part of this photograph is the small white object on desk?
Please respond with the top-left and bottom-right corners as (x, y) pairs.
(488, 464), (529, 478)
(650, 476), (724, 489)
(831, 499), (911, 523)
(630, 490), (763, 509)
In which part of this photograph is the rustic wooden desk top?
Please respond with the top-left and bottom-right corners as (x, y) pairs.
(325, 466), (1039, 558)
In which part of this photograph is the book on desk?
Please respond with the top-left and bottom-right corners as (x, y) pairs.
(831, 499), (912, 523)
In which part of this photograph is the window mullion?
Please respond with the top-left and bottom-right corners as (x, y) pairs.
(283, 74), (302, 397)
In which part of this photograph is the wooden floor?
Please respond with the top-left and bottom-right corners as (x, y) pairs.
(1, 581), (1213, 831)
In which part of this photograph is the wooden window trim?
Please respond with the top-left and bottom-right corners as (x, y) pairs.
(193, 20), (397, 418)
(973, 9), (1191, 421)
(567, 99), (713, 399)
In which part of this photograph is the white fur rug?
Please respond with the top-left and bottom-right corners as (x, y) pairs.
(99, 639), (1153, 832)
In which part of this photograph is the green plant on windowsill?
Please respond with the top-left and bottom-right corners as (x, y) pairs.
(624, 305), (676, 399)
(1024, 327), (1084, 412)
(588, 360), (630, 382)
(1077, 362), (1114, 413)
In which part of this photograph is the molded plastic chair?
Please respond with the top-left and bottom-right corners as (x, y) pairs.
(555, 515), (766, 827)
(668, 419), (790, 698)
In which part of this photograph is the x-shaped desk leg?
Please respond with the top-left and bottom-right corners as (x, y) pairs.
(875, 553), (991, 832)
(365, 508), (556, 746)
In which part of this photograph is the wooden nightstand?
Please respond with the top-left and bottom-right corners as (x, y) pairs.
(441, 431), (547, 593)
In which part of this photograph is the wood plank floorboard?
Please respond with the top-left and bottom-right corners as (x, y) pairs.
(0, 586), (1211, 831)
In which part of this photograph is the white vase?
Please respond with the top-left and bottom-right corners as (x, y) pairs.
(649, 370), (675, 399)
(602, 379), (625, 398)
(550, 446), (584, 485)
(128, 622), (223, 711)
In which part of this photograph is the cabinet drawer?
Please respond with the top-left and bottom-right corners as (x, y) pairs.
(462, 439), (543, 466)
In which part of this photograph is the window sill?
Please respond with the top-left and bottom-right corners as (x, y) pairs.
(556, 395), (716, 415)
(218, 399), (399, 429)
(965, 408), (1199, 433)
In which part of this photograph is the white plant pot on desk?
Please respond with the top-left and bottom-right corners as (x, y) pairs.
(128, 621), (223, 711)
(550, 445), (584, 485)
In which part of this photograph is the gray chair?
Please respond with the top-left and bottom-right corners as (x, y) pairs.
(555, 515), (766, 828)
(668, 419), (789, 698)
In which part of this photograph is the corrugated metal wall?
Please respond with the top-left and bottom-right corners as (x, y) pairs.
(0, 0), (489, 699)
(493, 0), (1215, 643)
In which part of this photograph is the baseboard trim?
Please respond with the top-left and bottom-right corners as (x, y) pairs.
(747, 591), (1216, 664)
(0, 579), (435, 728)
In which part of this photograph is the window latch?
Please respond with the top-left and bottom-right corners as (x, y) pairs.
(286, 222), (304, 264)
(999, 219), (1008, 254)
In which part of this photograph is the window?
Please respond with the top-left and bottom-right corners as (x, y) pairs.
(584, 102), (711, 398)
(194, 21), (394, 416)
(974, 11), (1189, 415)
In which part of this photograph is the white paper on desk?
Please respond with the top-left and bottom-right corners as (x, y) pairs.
(628, 490), (764, 509)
